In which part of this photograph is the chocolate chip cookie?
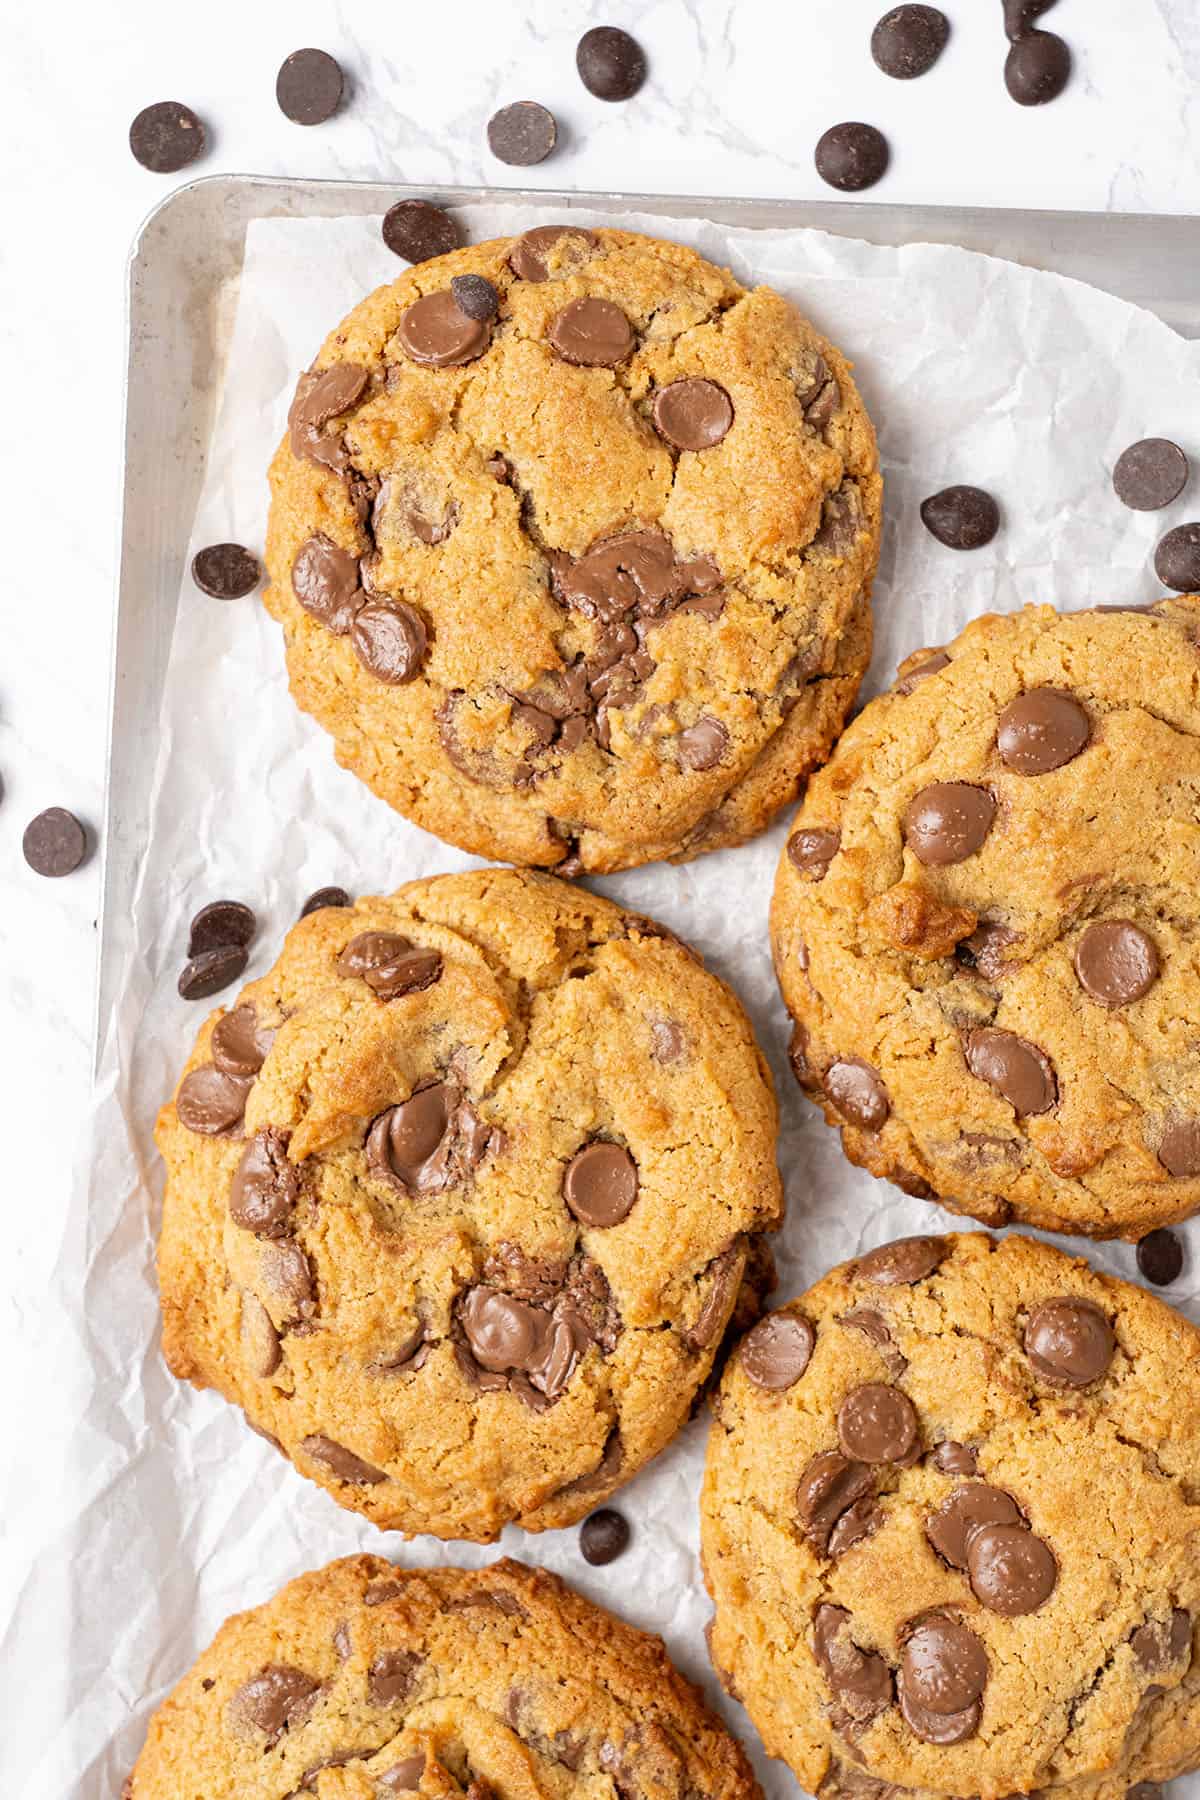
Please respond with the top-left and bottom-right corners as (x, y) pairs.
(124, 1555), (761, 1800)
(770, 598), (1200, 1238)
(264, 226), (880, 873)
(155, 869), (782, 1539)
(701, 1231), (1200, 1800)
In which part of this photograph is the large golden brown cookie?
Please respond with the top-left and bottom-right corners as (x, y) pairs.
(155, 869), (781, 1539)
(701, 1231), (1200, 1800)
(770, 599), (1200, 1238)
(264, 226), (880, 872)
(124, 1555), (762, 1800)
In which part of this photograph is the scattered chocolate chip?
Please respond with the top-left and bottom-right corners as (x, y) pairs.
(740, 1314), (815, 1390)
(576, 26), (647, 100)
(1137, 1227), (1184, 1286)
(678, 715), (728, 771)
(368, 1649), (422, 1705)
(1004, 0), (1057, 37)
(1074, 920), (1159, 1006)
(871, 6), (950, 78)
(897, 1614), (986, 1744)
(228, 1663), (320, 1744)
(815, 122), (890, 192)
(797, 1451), (874, 1553)
(920, 485), (999, 549)
(828, 1496), (885, 1557)
(854, 1236), (947, 1285)
(399, 291), (490, 368)
(292, 534), (362, 633)
(927, 1482), (1020, 1568)
(301, 1433), (387, 1485)
(1157, 1117), (1200, 1177)
(188, 900), (256, 957)
(508, 225), (597, 284)
(580, 1508), (630, 1564)
(288, 365), (368, 470)
(367, 1084), (456, 1192)
(998, 687), (1091, 774)
(549, 297), (635, 368)
(177, 1065), (252, 1135)
(931, 1440), (978, 1475)
(22, 807), (87, 878)
(488, 100), (558, 165)
(903, 782), (996, 865)
(351, 599), (428, 683)
(178, 944), (248, 1000)
(787, 827), (841, 879)
(378, 1754), (426, 1792)
(1005, 31), (1071, 104)
(1155, 522), (1200, 592)
(967, 1522), (1057, 1614)
(337, 930), (442, 999)
(191, 542), (261, 599)
(895, 650), (951, 694)
(813, 1605), (893, 1721)
(382, 200), (460, 264)
(563, 1140), (639, 1227)
(652, 379), (734, 451)
(1024, 1296), (1114, 1385)
(450, 273), (500, 321)
(300, 886), (351, 917)
(460, 1286), (588, 1402)
(1113, 439), (1189, 511)
(229, 1129), (299, 1236)
(838, 1382), (919, 1463)
(964, 1027), (1056, 1116)
(824, 1059), (890, 1131)
(129, 101), (206, 173)
(276, 49), (344, 125)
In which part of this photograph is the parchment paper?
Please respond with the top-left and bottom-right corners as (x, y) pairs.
(13, 206), (1200, 1798)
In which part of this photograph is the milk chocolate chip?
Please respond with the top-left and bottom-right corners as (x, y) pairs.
(838, 1383), (919, 1463)
(228, 1664), (321, 1744)
(678, 715), (728, 771)
(563, 1141), (639, 1226)
(368, 1649), (422, 1705)
(927, 1482), (1021, 1568)
(740, 1314), (815, 1390)
(964, 1028), (1056, 1116)
(997, 689), (1091, 774)
(399, 291), (490, 368)
(177, 1065), (252, 1135)
(211, 1004), (274, 1078)
(824, 1059), (890, 1131)
(367, 1084), (456, 1193)
(1024, 1296), (1114, 1385)
(967, 1522), (1057, 1614)
(813, 1605), (893, 1721)
(797, 1451), (874, 1553)
(292, 534), (362, 633)
(898, 1614), (987, 1744)
(301, 1434), (387, 1485)
(351, 600), (428, 683)
(903, 782), (996, 864)
(549, 298), (634, 367)
(230, 1130), (299, 1236)
(1157, 1119), (1200, 1177)
(652, 379), (734, 451)
(1074, 921), (1159, 1006)
(336, 931), (442, 998)
(854, 1236), (947, 1285)
(787, 827), (840, 878)
(508, 225), (597, 283)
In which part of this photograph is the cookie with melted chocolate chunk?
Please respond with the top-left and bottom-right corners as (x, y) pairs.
(155, 869), (781, 1539)
(264, 226), (880, 872)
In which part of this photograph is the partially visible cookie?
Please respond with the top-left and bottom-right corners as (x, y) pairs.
(125, 1555), (763, 1800)
(264, 225), (881, 872)
(155, 869), (782, 1540)
(770, 599), (1200, 1238)
(701, 1231), (1200, 1800)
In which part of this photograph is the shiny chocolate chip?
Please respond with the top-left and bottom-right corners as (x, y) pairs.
(367, 1084), (454, 1192)
(177, 1065), (252, 1135)
(549, 297), (634, 368)
(788, 827), (840, 878)
(871, 6), (950, 78)
(1074, 920), (1159, 1006)
(964, 1027), (1056, 1116)
(576, 25), (647, 100)
(1005, 31), (1071, 105)
(824, 1059), (890, 1131)
(920, 485), (999, 549)
(828, 1496), (884, 1557)
(652, 379), (734, 451)
(1113, 439), (1189, 511)
(21, 807), (87, 877)
(450, 273), (500, 320)
(580, 1508), (630, 1564)
(337, 931), (442, 999)
(378, 1755), (427, 1792)
(968, 1523), (1057, 1614)
(368, 1649), (422, 1705)
(291, 534), (362, 633)
(563, 1141), (638, 1227)
(678, 715), (728, 771)
(998, 688), (1091, 774)
(903, 782), (996, 864)
(1024, 1296), (1114, 1385)
(399, 291), (490, 368)
(129, 101), (206, 172)
(508, 225), (597, 284)
(191, 542), (261, 599)
(229, 1129), (299, 1237)
(288, 365), (369, 469)
(931, 1440), (977, 1474)
(301, 1433), (387, 1484)
(838, 1382), (918, 1464)
(895, 650), (950, 694)
(740, 1314), (815, 1390)
(1137, 1227), (1184, 1286)
(854, 1236), (947, 1285)
(898, 1614), (986, 1743)
(797, 1451), (874, 1553)
(487, 101), (558, 165)
(1157, 1118), (1200, 1177)
(228, 1663), (320, 1743)
(381, 200), (460, 263)
(300, 886), (351, 916)
(351, 599), (428, 683)
(813, 1605), (893, 1720)
(815, 122), (890, 191)
(1155, 523), (1200, 592)
(189, 899), (256, 956)
(276, 49), (344, 125)
(178, 944), (248, 1000)
(927, 1482), (1021, 1568)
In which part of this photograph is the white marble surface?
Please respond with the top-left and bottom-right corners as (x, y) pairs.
(0, 0), (1198, 1650)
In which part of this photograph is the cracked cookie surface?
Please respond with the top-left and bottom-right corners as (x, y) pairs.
(124, 1555), (762, 1800)
(700, 1231), (1200, 1800)
(155, 869), (782, 1540)
(264, 226), (880, 873)
(770, 599), (1200, 1238)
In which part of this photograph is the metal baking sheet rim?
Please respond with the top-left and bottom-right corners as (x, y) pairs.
(98, 173), (1200, 1072)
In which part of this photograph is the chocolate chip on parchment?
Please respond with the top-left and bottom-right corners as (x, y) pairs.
(488, 100), (558, 165)
(838, 1382), (918, 1464)
(927, 1482), (1021, 1568)
(300, 886), (351, 917)
(824, 1058), (890, 1131)
(450, 274), (500, 321)
(788, 827), (841, 879)
(129, 101), (206, 172)
(302, 1434), (387, 1485)
(580, 1508), (630, 1564)
(897, 1613), (987, 1744)
(563, 1140), (639, 1227)
(967, 1522), (1057, 1614)
(815, 123), (890, 192)
(1137, 1227), (1184, 1286)
(740, 1314), (815, 1390)
(22, 807), (87, 877)
(997, 688), (1091, 773)
(1074, 920), (1159, 1006)
(549, 297), (635, 368)
(920, 485), (999, 549)
(903, 782), (996, 865)
(871, 7), (950, 78)
(813, 1604), (893, 1721)
(276, 49), (344, 125)
(178, 944), (248, 1000)
(188, 899), (256, 957)
(652, 379), (734, 451)
(382, 199), (460, 263)
(964, 1027), (1056, 1116)
(176, 1065), (252, 1135)
(1113, 439), (1189, 511)
(191, 543), (261, 599)
(399, 291), (490, 368)
(1024, 1296), (1114, 1385)
(228, 1663), (321, 1743)
(351, 600), (428, 684)
(1157, 1117), (1200, 1177)
(229, 1129), (300, 1237)
(854, 1236), (948, 1285)
(508, 225), (597, 284)
(1155, 522), (1200, 592)
(576, 26), (647, 100)
(1005, 31), (1071, 105)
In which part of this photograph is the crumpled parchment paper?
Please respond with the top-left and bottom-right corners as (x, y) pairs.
(11, 205), (1200, 1798)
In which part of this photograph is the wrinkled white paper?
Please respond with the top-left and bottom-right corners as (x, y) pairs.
(13, 207), (1200, 1799)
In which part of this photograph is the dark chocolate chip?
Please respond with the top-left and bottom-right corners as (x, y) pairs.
(381, 200), (460, 264)
(450, 274), (500, 321)
(178, 944), (248, 1000)
(895, 650), (951, 694)
(1157, 1117), (1200, 1177)
(129, 101), (206, 173)
(276, 49), (344, 125)
(838, 1382), (919, 1463)
(903, 782), (996, 865)
(815, 122), (890, 192)
(300, 886), (351, 917)
(508, 225), (597, 284)
(967, 1523), (1058, 1614)
(871, 6), (950, 78)
(580, 1508), (630, 1564)
(926, 1482), (1021, 1568)
(301, 1433), (387, 1485)
(652, 379), (734, 451)
(22, 807), (87, 878)
(1113, 439), (1189, 511)
(1137, 1227), (1184, 1286)
(824, 1058), (890, 1131)
(188, 900), (256, 956)
(920, 485), (1000, 549)
(367, 1084), (456, 1192)
(964, 1027), (1056, 1116)
(740, 1313), (816, 1390)
(351, 600), (428, 683)
(549, 297), (635, 368)
(787, 827), (841, 879)
(1004, 0), (1057, 38)
(854, 1236), (947, 1285)
(998, 688), (1091, 774)
(1074, 920), (1159, 1006)
(176, 1065), (252, 1135)
(1005, 31), (1071, 105)
(191, 543), (261, 599)
(576, 26), (647, 101)
(1024, 1296), (1114, 1385)
(228, 1663), (320, 1744)
(230, 1130), (300, 1237)
(563, 1140), (639, 1227)
(678, 715), (728, 771)
(487, 100), (558, 165)
(1155, 522), (1200, 593)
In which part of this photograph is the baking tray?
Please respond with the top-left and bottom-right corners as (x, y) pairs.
(101, 176), (1200, 1068)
